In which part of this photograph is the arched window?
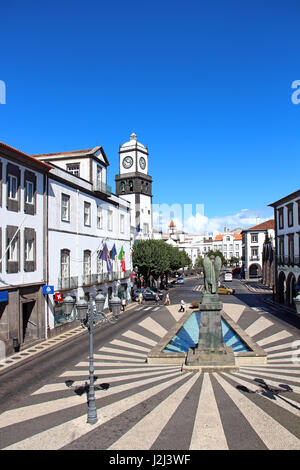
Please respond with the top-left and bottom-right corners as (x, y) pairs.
(121, 181), (125, 193)
(129, 180), (133, 191)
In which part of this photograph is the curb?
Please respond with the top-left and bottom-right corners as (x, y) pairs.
(0, 304), (137, 376)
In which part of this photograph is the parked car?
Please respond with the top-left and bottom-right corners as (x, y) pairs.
(132, 288), (164, 301)
(175, 277), (184, 284)
(224, 271), (233, 282)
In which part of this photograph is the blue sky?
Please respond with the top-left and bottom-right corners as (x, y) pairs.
(0, 0), (299, 232)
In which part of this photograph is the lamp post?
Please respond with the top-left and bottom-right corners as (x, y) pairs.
(63, 292), (121, 424)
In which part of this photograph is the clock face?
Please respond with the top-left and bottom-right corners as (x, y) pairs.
(139, 157), (146, 170)
(123, 156), (133, 169)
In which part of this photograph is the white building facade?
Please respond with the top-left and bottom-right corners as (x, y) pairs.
(241, 220), (275, 280)
(269, 190), (300, 309)
(0, 143), (51, 357)
(35, 146), (132, 333)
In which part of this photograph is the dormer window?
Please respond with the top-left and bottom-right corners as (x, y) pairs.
(66, 163), (80, 177)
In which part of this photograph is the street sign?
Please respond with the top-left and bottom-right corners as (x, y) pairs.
(43, 285), (54, 295)
(54, 293), (63, 302)
(0, 291), (8, 303)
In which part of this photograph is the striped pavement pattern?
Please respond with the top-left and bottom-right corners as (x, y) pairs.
(0, 303), (299, 450)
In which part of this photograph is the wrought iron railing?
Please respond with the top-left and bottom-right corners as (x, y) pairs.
(93, 181), (112, 195)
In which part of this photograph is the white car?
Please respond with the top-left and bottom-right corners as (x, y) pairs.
(224, 272), (232, 282)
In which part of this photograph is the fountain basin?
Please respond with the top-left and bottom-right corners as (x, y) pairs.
(147, 310), (267, 367)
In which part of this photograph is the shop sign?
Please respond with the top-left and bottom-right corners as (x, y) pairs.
(54, 293), (63, 302)
(0, 291), (8, 303)
(43, 285), (54, 295)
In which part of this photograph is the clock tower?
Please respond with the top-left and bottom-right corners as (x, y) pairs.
(115, 133), (153, 238)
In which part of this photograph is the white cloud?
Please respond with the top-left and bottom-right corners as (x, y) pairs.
(153, 206), (274, 234)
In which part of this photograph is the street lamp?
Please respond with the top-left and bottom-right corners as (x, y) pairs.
(62, 292), (121, 424)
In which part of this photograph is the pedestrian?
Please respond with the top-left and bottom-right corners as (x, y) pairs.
(164, 292), (170, 305)
(179, 298), (185, 312)
(155, 293), (159, 305)
(138, 292), (143, 304)
(121, 297), (126, 312)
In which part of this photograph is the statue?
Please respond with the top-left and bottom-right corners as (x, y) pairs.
(203, 254), (222, 295)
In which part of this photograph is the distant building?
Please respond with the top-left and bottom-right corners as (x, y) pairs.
(115, 133), (153, 240)
(269, 190), (300, 309)
(241, 220), (275, 280)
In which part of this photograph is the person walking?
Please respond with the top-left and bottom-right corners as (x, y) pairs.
(155, 293), (160, 305)
(179, 298), (185, 312)
(121, 297), (126, 312)
(138, 292), (143, 305)
(164, 292), (170, 306)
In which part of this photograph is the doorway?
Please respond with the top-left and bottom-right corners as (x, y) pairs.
(22, 300), (37, 343)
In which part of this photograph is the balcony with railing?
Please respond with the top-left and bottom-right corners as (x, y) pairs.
(249, 255), (260, 262)
(58, 271), (132, 290)
(93, 181), (112, 195)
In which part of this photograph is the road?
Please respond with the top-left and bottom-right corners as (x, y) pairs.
(0, 277), (299, 452)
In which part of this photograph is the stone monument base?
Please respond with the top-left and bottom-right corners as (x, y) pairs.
(184, 293), (239, 372)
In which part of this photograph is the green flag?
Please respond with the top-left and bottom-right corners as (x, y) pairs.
(118, 246), (124, 261)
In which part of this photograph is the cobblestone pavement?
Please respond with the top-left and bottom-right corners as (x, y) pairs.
(0, 284), (300, 450)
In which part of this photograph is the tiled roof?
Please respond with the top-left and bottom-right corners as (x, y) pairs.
(245, 219), (274, 231)
(32, 148), (93, 157)
(0, 142), (53, 170)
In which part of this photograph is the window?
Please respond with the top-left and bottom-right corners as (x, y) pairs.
(235, 252), (239, 258)
(278, 208), (284, 229)
(97, 165), (102, 184)
(25, 239), (34, 261)
(8, 237), (18, 261)
(66, 163), (80, 176)
(143, 223), (149, 234)
(287, 203), (294, 227)
(121, 181), (125, 193)
(6, 226), (19, 273)
(25, 180), (34, 204)
(97, 205), (103, 229)
(8, 174), (17, 200)
(61, 194), (70, 222)
(251, 233), (258, 243)
(120, 214), (125, 233)
(129, 180), (133, 192)
(226, 236), (230, 241)
(83, 250), (91, 276)
(288, 234), (294, 263)
(108, 209), (113, 231)
(251, 247), (259, 259)
(61, 250), (70, 279)
(84, 201), (91, 226)
(24, 229), (35, 263)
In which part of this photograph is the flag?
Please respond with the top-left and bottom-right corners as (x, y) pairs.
(118, 245), (124, 261)
(109, 244), (117, 261)
(99, 243), (113, 274)
(121, 252), (126, 273)
(98, 243), (108, 260)
(136, 223), (140, 233)
(107, 258), (113, 275)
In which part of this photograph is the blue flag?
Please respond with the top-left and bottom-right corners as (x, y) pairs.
(109, 244), (117, 261)
(98, 243), (108, 261)
(136, 223), (140, 233)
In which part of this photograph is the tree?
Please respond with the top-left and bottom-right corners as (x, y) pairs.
(132, 240), (191, 287)
(194, 256), (204, 269)
(206, 249), (227, 267)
